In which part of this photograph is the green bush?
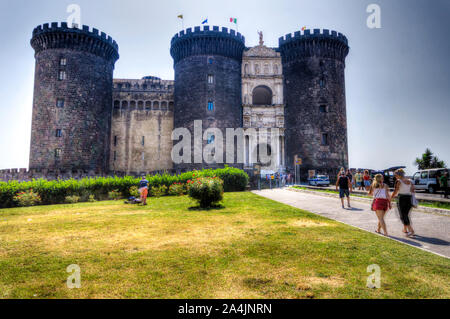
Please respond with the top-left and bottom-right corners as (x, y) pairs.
(0, 168), (248, 208)
(13, 189), (41, 207)
(129, 186), (140, 197)
(108, 190), (122, 200)
(65, 195), (80, 204)
(88, 195), (96, 202)
(168, 183), (185, 196)
(187, 177), (224, 208)
(151, 185), (167, 198)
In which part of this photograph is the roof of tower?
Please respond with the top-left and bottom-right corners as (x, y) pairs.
(31, 22), (119, 63)
(170, 25), (246, 64)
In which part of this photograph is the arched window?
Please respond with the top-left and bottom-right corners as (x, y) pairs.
(161, 102), (168, 109)
(252, 86), (273, 105)
(138, 101), (144, 110)
(121, 101), (128, 109)
(114, 100), (120, 109)
(153, 101), (160, 109)
(145, 101), (151, 110)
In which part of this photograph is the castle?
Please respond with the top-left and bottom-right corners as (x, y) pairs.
(0, 22), (350, 182)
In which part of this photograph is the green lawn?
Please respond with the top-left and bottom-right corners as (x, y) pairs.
(0, 192), (448, 299)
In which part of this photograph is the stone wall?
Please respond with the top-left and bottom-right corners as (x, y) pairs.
(110, 78), (174, 175)
(280, 29), (350, 179)
(29, 23), (119, 174)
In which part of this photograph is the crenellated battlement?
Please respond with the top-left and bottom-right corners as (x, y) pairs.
(279, 28), (349, 63)
(170, 25), (246, 64)
(31, 22), (119, 63)
(279, 28), (348, 46)
(0, 168), (110, 182)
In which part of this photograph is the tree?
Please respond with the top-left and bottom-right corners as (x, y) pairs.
(414, 148), (447, 170)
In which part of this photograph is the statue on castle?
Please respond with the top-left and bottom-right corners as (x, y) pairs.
(258, 31), (264, 46)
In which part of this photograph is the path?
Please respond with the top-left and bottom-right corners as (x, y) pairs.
(253, 188), (450, 258)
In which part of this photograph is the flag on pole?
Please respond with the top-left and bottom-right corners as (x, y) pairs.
(202, 18), (208, 24)
(230, 18), (237, 24)
(301, 26), (306, 31)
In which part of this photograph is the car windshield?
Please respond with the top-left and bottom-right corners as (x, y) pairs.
(317, 176), (328, 180)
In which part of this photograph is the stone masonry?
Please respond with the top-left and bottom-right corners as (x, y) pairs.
(0, 24), (350, 182)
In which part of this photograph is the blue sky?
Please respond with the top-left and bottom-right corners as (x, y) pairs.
(0, 0), (449, 174)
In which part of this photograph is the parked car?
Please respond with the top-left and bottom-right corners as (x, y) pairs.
(412, 168), (449, 193)
(308, 175), (330, 187)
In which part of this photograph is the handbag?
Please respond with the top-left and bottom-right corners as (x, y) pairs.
(411, 193), (418, 208)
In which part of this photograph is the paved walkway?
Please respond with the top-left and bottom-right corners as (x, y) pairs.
(253, 188), (450, 258)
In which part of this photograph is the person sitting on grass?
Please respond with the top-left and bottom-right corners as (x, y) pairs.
(336, 171), (353, 209)
(138, 176), (149, 206)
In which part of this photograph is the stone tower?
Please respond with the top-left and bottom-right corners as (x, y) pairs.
(170, 26), (245, 171)
(279, 29), (349, 180)
(29, 22), (119, 174)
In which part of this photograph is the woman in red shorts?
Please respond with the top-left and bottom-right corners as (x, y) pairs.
(369, 174), (392, 236)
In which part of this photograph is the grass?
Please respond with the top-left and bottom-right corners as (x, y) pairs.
(292, 186), (450, 210)
(0, 192), (449, 299)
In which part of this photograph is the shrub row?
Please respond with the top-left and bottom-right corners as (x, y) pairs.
(0, 166), (249, 208)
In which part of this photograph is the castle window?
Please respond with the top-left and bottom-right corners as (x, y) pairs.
(58, 70), (66, 80)
(142, 136), (145, 146)
(56, 99), (65, 108)
(321, 133), (329, 146)
(60, 58), (67, 66)
(161, 102), (167, 109)
(145, 101), (152, 110)
(207, 134), (215, 145)
(208, 101), (214, 111)
(114, 100), (120, 109)
(319, 77), (326, 88)
(114, 136), (117, 147)
(319, 105), (327, 113)
(55, 148), (62, 159)
(55, 129), (62, 137)
(207, 74), (214, 84)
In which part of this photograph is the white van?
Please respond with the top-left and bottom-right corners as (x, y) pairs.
(412, 168), (449, 193)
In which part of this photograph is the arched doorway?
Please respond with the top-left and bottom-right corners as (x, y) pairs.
(252, 86), (273, 105)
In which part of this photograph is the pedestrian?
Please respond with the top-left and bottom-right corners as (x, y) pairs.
(355, 170), (363, 190)
(138, 175), (149, 206)
(440, 171), (449, 199)
(390, 169), (415, 237)
(369, 174), (391, 236)
(363, 170), (371, 191)
(346, 169), (354, 188)
(336, 170), (352, 209)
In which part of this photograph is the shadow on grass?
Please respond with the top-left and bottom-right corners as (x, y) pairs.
(188, 204), (226, 211)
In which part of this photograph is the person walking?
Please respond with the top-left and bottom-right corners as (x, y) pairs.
(346, 169), (354, 188)
(390, 169), (415, 237)
(440, 171), (449, 199)
(355, 170), (363, 190)
(369, 174), (391, 236)
(363, 170), (371, 191)
(336, 171), (353, 209)
(138, 175), (149, 206)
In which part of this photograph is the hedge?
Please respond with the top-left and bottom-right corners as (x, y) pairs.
(0, 167), (249, 208)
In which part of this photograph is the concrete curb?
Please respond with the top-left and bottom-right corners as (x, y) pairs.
(287, 187), (450, 217)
